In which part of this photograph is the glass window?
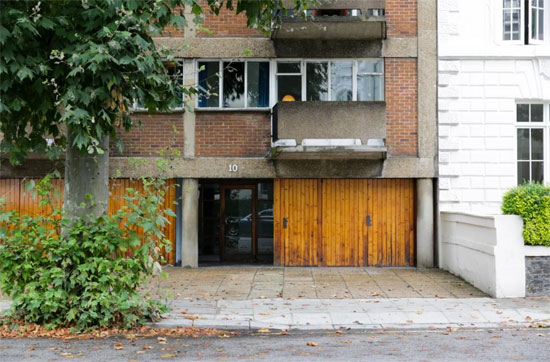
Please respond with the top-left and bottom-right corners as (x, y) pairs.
(503, 0), (522, 41)
(277, 62), (302, 102)
(247, 62), (270, 108)
(357, 60), (384, 101)
(198, 61), (220, 107)
(330, 61), (353, 101)
(306, 62), (328, 101)
(516, 103), (547, 185)
(223, 61), (245, 108)
(530, 0), (545, 41)
(165, 60), (184, 108)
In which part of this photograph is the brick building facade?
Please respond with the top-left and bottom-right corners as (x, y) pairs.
(1, 0), (438, 268)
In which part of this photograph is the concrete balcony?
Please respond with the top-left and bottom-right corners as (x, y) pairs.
(272, 14), (386, 41)
(270, 101), (386, 160)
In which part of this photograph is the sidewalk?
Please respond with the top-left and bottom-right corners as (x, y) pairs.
(155, 297), (550, 331)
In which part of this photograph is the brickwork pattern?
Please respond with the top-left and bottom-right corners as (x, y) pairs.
(385, 58), (418, 156)
(160, 6), (185, 37)
(385, 0), (417, 37)
(196, 112), (270, 157)
(198, 0), (265, 38)
(526, 256), (550, 296)
(111, 114), (184, 157)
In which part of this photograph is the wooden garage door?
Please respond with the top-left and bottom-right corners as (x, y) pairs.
(274, 179), (415, 267)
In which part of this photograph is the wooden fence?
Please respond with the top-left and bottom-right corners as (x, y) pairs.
(0, 178), (177, 265)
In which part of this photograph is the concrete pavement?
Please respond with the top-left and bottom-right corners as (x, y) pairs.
(154, 296), (550, 331)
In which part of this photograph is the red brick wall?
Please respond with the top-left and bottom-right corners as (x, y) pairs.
(385, 0), (417, 37)
(160, 6), (185, 37)
(111, 114), (184, 157)
(197, 1), (265, 38)
(196, 112), (270, 157)
(385, 58), (418, 157)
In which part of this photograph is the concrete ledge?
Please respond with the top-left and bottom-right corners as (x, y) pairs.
(525, 245), (550, 256)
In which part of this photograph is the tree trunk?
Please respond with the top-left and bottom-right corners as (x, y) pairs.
(64, 128), (109, 220)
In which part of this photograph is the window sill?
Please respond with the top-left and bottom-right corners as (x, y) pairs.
(195, 108), (271, 112)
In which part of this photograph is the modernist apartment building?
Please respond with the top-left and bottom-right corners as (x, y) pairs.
(1, 0), (438, 268)
(439, 0), (550, 214)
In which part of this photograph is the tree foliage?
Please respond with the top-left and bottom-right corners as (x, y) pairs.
(0, 0), (311, 164)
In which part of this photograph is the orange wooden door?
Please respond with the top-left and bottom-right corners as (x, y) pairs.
(274, 179), (319, 266)
(367, 179), (415, 266)
(321, 179), (368, 266)
(274, 178), (415, 267)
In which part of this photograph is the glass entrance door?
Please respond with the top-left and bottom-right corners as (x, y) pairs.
(222, 186), (255, 259)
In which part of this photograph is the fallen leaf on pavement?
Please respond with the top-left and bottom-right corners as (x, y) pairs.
(258, 329), (270, 333)
(161, 353), (177, 358)
(114, 343), (124, 350)
(157, 337), (167, 344)
(306, 342), (318, 347)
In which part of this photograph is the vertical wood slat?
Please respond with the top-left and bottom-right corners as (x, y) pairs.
(0, 178), (177, 265)
(274, 178), (416, 267)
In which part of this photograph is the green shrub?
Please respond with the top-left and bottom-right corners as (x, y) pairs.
(502, 182), (550, 247)
(0, 174), (173, 330)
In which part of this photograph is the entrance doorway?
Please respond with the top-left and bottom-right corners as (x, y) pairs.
(199, 181), (274, 264)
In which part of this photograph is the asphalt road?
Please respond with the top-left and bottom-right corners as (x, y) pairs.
(1, 328), (549, 361)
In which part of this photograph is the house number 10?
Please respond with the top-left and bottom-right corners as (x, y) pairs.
(228, 164), (238, 172)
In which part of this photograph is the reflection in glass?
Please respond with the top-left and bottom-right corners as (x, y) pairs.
(518, 162), (530, 184)
(278, 62), (301, 73)
(358, 75), (384, 101)
(517, 104), (530, 122)
(224, 189), (252, 255)
(306, 62), (328, 101)
(531, 129), (544, 160)
(532, 162), (544, 182)
(247, 62), (270, 108)
(531, 104), (543, 122)
(517, 129), (530, 160)
(330, 61), (353, 101)
(198, 62), (220, 107)
(223, 62), (245, 108)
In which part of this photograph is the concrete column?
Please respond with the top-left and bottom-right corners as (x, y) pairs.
(181, 178), (199, 268)
(416, 178), (435, 268)
(183, 59), (196, 158)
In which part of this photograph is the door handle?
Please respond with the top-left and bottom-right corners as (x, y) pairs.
(283, 217), (288, 229)
(366, 215), (372, 227)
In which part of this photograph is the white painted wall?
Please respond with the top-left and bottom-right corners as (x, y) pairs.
(438, 0), (550, 214)
(440, 212), (526, 298)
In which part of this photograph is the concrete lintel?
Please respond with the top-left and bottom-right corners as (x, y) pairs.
(154, 37), (275, 58)
(272, 17), (385, 41)
(382, 37), (418, 58)
(271, 146), (387, 160)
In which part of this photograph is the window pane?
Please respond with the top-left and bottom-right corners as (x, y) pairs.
(532, 7), (537, 39)
(306, 62), (328, 101)
(512, 10), (520, 40)
(247, 62), (270, 108)
(504, 0), (511, 8)
(531, 104), (543, 122)
(532, 162), (544, 182)
(358, 60), (383, 73)
(330, 61), (353, 101)
(518, 162), (530, 184)
(198, 62), (220, 107)
(517, 104), (530, 122)
(517, 129), (530, 160)
(165, 61), (184, 108)
(277, 62), (301, 73)
(358, 75), (384, 101)
(278, 75), (301, 101)
(531, 129), (544, 160)
(223, 61), (245, 108)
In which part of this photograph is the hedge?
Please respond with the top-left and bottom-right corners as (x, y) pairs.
(502, 183), (550, 247)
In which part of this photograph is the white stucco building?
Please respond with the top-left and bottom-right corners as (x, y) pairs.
(438, 0), (550, 214)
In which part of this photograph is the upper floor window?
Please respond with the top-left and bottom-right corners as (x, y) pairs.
(134, 60), (184, 110)
(516, 103), (548, 184)
(503, 0), (546, 43)
(197, 60), (270, 109)
(276, 59), (384, 103)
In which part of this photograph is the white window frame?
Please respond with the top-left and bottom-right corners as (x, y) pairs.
(275, 58), (384, 103)
(195, 59), (272, 110)
(529, 0), (546, 44)
(515, 103), (550, 185)
(502, 0), (524, 43)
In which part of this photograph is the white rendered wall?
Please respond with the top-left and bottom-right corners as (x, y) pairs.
(438, 0), (550, 214)
(440, 212), (526, 298)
